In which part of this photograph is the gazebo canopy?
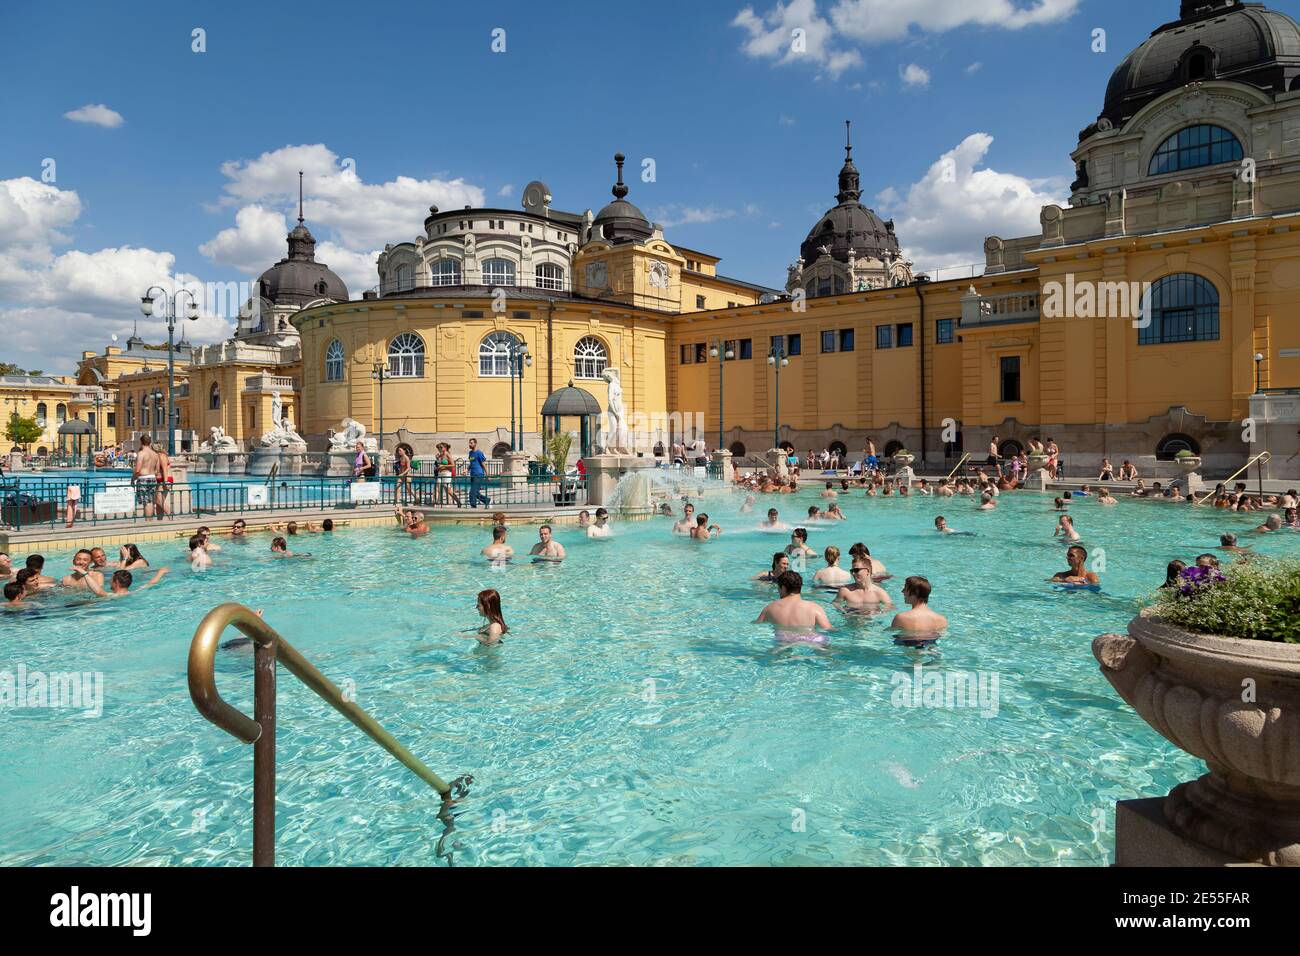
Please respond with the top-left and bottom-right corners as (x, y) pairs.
(540, 383), (602, 418)
(58, 419), (92, 436)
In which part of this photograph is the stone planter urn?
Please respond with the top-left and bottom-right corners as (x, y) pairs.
(1093, 612), (1300, 865)
(1027, 453), (1050, 471)
(1175, 454), (1202, 473)
(892, 452), (915, 469)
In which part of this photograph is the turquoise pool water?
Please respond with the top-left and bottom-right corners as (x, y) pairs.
(1, 490), (1294, 866)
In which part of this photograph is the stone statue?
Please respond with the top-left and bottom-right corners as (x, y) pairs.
(270, 391), (283, 429)
(328, 417), (377, 452)
(200, 426), (238, 453)
(600, 367), (630, 454)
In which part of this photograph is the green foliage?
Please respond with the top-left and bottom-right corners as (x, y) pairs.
(1150, 557), (1300, 643)
(0, 363), (41, 376)
(4, 415), (43, 448)
(1175, 449), (1197, 459)
(545, 431), (573, 477)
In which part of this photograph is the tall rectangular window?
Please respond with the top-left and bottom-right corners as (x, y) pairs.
(771, 335), (785, 357)
(897, 323), (914, 347)
(876, 326), (893, 349)
(936, 319), (955, 344)
(1000, 356), (1021, 403)
(821, 330), (837, 353)
(696, 295), (707, 309)
(680, 344), (693, 365)
(739, 339), (753, 360)
(788, 334), (801, 356)
(840, 329), (855, 352)
(695, 343), (707, 363)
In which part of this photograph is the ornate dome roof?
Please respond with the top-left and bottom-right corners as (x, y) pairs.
(257, 217), (349, 307)
(541, 382), (602, 417)
(800, 123), (900, 265)
(1100, 1), (1300, 127)
(591, 154), (653, 244)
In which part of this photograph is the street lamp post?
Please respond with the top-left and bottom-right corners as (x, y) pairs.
(141, 287), (199, 456)
(709, 338), (735, 452)
(150, 390), (164, 447)
(1254, 352), (1265, 395)
(767, 344), (789, 451)
(508, 338), (532, 451)
(371, 362), (388, 453)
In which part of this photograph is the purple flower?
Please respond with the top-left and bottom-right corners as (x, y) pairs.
(1178, 566), (1226, 596)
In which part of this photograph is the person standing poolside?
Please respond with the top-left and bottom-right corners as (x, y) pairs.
(756, 570), (833, 642)
(433, 443), (461, 507)
(834, 561), (894, 610)
(466, 438), (490, 509)
(395, 443), (414, 504)
(529, 525), (566, 562)
(672, 502), (696, 535)
(988, 436), (1002, 475)
(482, 525), (514, 563)
(468, 589), (509, 645)
(133, 435), (163, 519)
(813, 546), (853, 588)
(587, 508), (613, 539)
(891, 576), (948, 640)
(353, 441), (371, 480)
(1052, 545), (1099, 586)
(64, 481), (81, 529)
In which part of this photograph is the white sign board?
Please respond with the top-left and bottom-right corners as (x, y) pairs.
(349, 482), (382, 504)
(247, 486), (269, 507)
(693, 466), (707, 479)
(93, 485), (137, 515)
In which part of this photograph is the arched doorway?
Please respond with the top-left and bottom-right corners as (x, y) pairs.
(729, 441), (747, 458)
(1156, 433), (1201, 461)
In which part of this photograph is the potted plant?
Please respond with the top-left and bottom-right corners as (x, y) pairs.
(891, 448), (915, 468)
(1174, 448), (1202, 473)
(1093, 557), (1300, 865)
(545, 431), (577, 506)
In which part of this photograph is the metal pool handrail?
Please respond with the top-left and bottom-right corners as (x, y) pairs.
(945, 452), (971, 481)
(188, 603), (452, 866)
(1193, 450), (1271, 504)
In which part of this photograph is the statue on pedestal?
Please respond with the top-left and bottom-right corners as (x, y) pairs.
(329, 417), (378, 452)
(200, 426), (238, 453)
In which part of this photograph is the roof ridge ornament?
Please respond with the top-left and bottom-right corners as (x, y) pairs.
(297, 170), (304, 225)
(612, 153), (629, 201)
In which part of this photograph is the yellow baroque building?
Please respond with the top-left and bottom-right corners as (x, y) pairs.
(284, 1), (1297, 478)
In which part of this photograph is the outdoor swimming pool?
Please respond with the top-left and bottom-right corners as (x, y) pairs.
(1, 489), (1294, 865)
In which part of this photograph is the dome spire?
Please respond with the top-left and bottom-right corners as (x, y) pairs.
(837, 119), (861, 205)
(297, 170), (304, 225)
(612, 153), (629, 200)
(286, 171), (317, 262)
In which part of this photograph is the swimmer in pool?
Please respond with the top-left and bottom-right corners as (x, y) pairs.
(848, 543), (888, 579)
(530, 525), (567, 561)
(61, 550), (105, 592)
(402, 510), (429, 537)
(467, 588), (508, 646)
(891, 576), (948, 642)
(21, 555), (56, 589)
(934, 516), (953, 534)
(806, 505), (823, 523)
(1054, 514), (1080, 542)
(0, 552), (12, 582)
(86, 567), (170, 598)
(754, 552), (790, 582)
(834, 561), (894, 610)
(1051, 545), (1099, 586)
(690, 514), (722, 539)
(231, 519), (248, 538)
(587, 508), (613, 538)
(577, 510), (591, 530)
(759, 508), (788, 532)
(739, 495), (756, 515)
(271, 537), (310, 558)
(978, 492), (996, 511)
(755, 570), (833, 642)
(821, 482), (837, 500)
(823, 504), (846, 521)
(117, 544), (149, 571)
(1097, 486), (1117, 505)
(785, 527), (815, 558)
(482, 525), (514, 563)
(812, 546), (853, 588)
(1218, 533), (1252, 555)
(672, 503), (696, 535)
(3, 581), (25, 608)
(188, 535), (213, 570)
(90, 547), (109, 572)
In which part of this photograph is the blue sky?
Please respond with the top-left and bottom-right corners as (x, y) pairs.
(0, 0), (1256, 372)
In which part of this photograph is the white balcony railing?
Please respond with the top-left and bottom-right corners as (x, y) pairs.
(243, 375), (298, 393)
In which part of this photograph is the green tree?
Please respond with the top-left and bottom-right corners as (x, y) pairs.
(4, 415), (43, 450)
(0, 363), (41, 376)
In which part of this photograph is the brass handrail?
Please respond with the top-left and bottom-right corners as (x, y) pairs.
(188, 603), (452, 865)
(945, 452), (971, 481)
(1194, 451), (1272, 504)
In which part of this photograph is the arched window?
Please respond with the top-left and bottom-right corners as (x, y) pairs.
(883, 440), (904, 457)
(573, 336), (608, 380)
(1148, 125), (1243, 176)
(479, 331), (518, 377)
(387, 332), (425, 378)
(535, 263), (564, 290)
(430, 259), (461, 287)
(56, 403), (67, 424)
(1156, 433), (1201, 462)
(729, 441), (747, 458)
(828, 441), (847, 458)
(393, 264), (413, 292)
(482, 258), (516, 287)
(209, 383), (221, 410)
(35, 403), (47, 427)
(154, 399), (165, 427)
(1139, 274), (1220, 345)
(325, 340), (345, 382)
(491, 441), (512, 458)
(999, 439), (1024, 458)
(125, 397), (135, 428)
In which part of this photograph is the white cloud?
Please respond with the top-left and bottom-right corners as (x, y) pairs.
(63, 104), (124, 128)
(966, 61), (984, 74)
(315, 242), (380, 295)
(733, 0), (863, 77)
(735, 0), (1078, 75)
(498, 184), (515, 198)
(211, 143), (484, 249)
(779, 114), (797, 126)
(198, 205), (287, 276)
(874, 133), (1067, 271)
(0, 177), (83, 261)
(899, 63), (931, 88)
(651, 205), (739, 228)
